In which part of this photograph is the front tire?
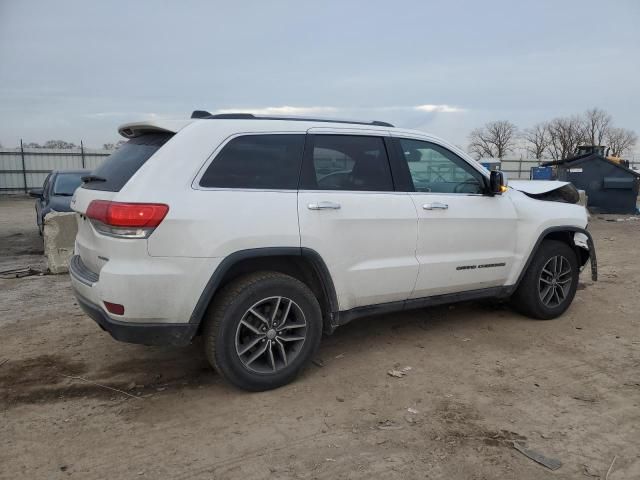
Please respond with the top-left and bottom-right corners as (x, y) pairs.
(511, 240), (579, 320)
(203, 271), (323, 391)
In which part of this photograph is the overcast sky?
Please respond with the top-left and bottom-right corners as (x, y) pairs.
(1, 0), (639, 150)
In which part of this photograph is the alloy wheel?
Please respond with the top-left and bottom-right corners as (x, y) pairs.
(538, 255), (573, 308)
(235, 296), (307, 374)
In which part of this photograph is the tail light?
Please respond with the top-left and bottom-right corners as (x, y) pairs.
(86, 200), (169, 239)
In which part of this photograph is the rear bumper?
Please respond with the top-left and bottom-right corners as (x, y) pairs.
(70, 254), (198, 346)
(69, 248), (218, 345)
(74, 293), (197, 347)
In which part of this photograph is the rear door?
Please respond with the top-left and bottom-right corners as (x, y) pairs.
(297, 130), (419, 311)
(390, 136), (518, 297)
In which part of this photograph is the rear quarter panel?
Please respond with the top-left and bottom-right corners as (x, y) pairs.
(147, 189), (300, 258)
(123, 121), (306, 258)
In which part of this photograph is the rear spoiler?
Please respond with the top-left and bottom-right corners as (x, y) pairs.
(118, 119), (193, 139)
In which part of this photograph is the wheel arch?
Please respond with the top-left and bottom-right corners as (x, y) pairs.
(512, 226), (597, 292)
(190, 247), (338, 334)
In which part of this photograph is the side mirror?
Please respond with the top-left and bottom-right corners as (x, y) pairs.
(29, 188), (44, 199)
(489, 170), (508, 194)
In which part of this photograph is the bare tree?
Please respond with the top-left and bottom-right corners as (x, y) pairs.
(547, 115), (586, 160)
(522, 122), (551, 159)
(102, 140), (126, 150)
(43, 140), (77, 149)
(468, 120), (517, 159)
(583, 107), (612, 146)
(469, 107), (636, 161)
(606, 127), (638, 157)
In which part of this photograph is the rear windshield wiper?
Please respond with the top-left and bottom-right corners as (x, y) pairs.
(81, 175), (107, 183)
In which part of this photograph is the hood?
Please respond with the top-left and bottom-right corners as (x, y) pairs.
(508, 180), (569, 194)
(509, 180), (580, 204)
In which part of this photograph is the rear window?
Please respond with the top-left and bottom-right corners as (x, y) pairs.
(82, 133), (173, 191)
(199, 134), (305, 189)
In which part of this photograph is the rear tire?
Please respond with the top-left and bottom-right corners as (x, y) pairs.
(203, 271), (323, 391)
(511, 240), (579, 320)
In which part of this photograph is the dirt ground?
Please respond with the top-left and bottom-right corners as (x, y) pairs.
(1, 196), (639, 480)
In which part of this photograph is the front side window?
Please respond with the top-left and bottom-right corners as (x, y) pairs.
(200, 134), (305, 189)
(302, 135), (393, 191)
(399, 139), (484, 194)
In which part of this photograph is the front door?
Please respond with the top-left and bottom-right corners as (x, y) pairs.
(297, 131), (419, 311)
(391, 136), (518, 298)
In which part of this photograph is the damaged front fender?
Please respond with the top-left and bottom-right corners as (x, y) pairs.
(514, 226), (598, 291)
(574, 230), (598, 281)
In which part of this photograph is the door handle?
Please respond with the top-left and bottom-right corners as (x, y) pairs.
(308, 201), (341, 210)
(423, 202), (448, 210)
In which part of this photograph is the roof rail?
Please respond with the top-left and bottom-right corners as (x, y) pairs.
(189, 110), (394, 127)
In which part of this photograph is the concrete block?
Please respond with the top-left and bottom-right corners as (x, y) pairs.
(578, 190), (588, 207)
(43, 211), (78, 274)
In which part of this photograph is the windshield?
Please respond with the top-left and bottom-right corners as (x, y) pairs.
(53, 173), (84, 196)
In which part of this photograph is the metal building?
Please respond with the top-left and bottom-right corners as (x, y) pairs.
(542, 153), (640, 214)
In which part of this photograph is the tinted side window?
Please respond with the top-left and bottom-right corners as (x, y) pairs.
(83, 133), (173, 192)
(399, 139), (484, 194)
(301, 135), (393, 191)
(200, 134), (305, 189)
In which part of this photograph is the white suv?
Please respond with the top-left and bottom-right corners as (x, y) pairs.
(69, 112), (597, 391)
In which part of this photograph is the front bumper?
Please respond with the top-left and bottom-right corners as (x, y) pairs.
(74, 293), (197, 347)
